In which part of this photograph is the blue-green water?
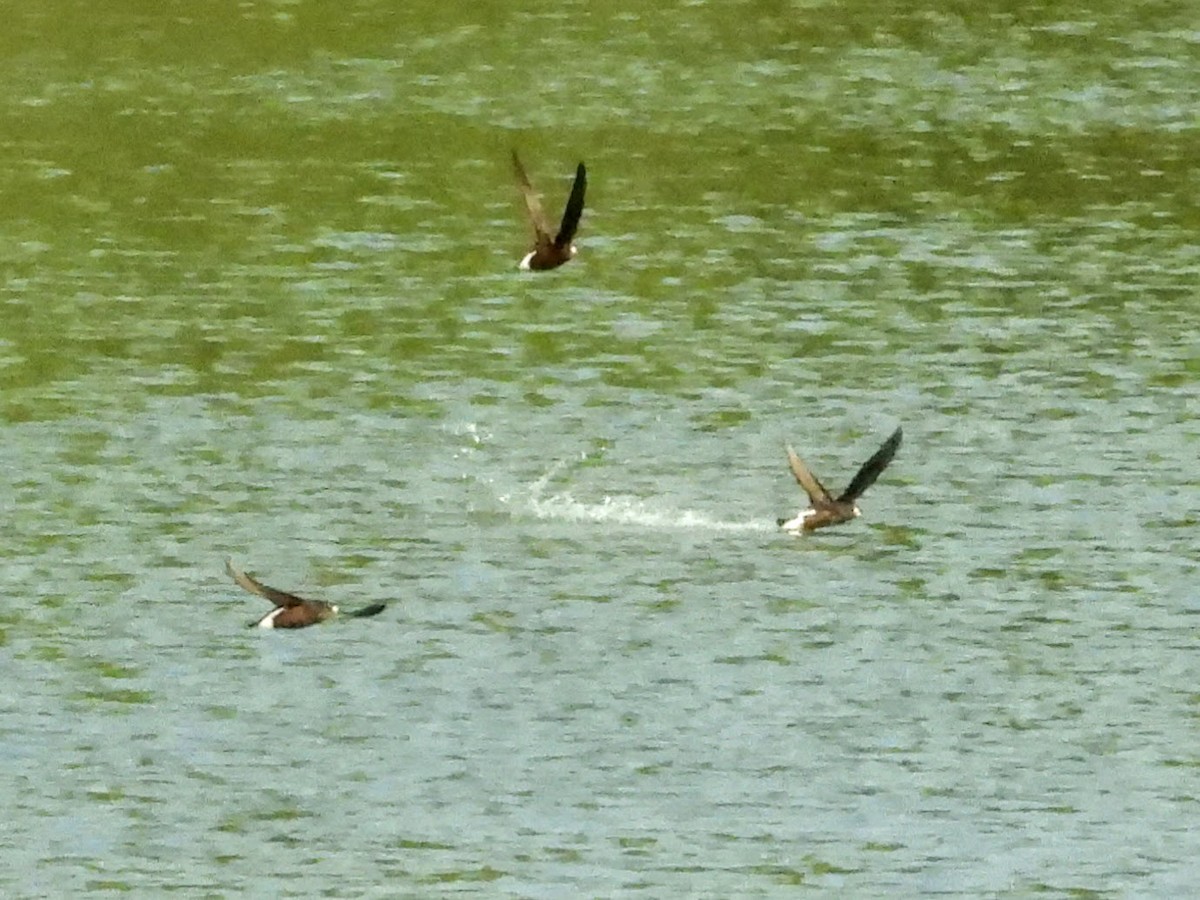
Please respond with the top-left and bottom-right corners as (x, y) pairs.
(1, 2), (1197, 895)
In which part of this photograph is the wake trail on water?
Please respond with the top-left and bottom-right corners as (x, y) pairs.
(508, 460), (773, 534)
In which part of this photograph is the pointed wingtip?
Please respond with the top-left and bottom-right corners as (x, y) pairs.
(573, 161), (587, 198)
(784, 441), (831, 504)
(555, 160), (588, 247)
(511, 149), (530, 184)
(784, 443), (805, 473)
(837, 426), (904, 503)
(783, 442), (797, 471)
(225, 557), (256, 594)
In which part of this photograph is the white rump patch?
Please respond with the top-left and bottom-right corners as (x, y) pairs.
(779, 509), (816, 534)
(518, 252), (535, 270)
(256, 607), (285, 629)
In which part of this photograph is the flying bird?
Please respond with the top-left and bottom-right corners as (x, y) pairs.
(778, 427), (902, 533)
(511, 150), (587, 271)
(225, 558), (387, 629)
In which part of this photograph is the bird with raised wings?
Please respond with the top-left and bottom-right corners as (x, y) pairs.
(511, 150), (587, 271)
(778, 427), (902, 533)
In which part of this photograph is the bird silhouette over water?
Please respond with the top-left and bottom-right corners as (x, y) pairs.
(778, 427), (902, 533)
(511, 150), (587, 271)
(225, 559), (387, 629)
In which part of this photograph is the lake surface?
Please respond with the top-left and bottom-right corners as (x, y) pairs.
(1, 1), (1197, 896)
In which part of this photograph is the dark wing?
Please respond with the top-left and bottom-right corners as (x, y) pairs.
(838, 427), (903, 502)
(225, 558), (307, 608)
(511, 149), (551, 241)
(346, 602), (387, 619)
(553, 162), (587, 248)
(785, 444), (833, 504)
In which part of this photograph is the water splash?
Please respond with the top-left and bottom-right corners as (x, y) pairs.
(520, 461), (772, 533)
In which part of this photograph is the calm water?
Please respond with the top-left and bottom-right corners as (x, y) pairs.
(1, 2), (1197, 896)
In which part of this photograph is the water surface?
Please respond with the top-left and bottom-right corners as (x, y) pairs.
(1, 1), (1197, 896)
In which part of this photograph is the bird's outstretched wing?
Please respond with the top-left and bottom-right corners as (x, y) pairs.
(786, 445), (833, 504)
(838, 427), (903, 502)
(225, 558), (307, 608)
(554, 162), (587, 248)
(511, 150), (551, 242)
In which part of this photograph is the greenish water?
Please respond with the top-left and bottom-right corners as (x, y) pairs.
(2, 2), (1197, 896)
